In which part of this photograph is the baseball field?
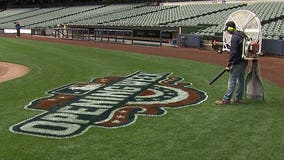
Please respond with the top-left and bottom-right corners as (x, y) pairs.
(0, 36), (283, 160)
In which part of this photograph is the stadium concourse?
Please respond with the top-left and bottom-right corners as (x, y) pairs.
(0, 34), (284, 90)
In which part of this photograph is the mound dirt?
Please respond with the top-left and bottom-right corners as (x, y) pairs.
(0, 62), (30, 83)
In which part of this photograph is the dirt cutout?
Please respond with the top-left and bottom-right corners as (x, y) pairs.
(0, 62), (30, 83)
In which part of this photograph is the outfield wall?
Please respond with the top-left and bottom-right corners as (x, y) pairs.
(262, 39), (284, 56)
(0, 29), (284, 56)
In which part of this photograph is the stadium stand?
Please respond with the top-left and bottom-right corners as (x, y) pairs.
(28, 5), (104, 28)
(0, 0), (284, 55)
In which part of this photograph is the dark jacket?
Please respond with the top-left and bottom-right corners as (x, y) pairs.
(15, 23), (21, 30)
(228, 31), (246, 65)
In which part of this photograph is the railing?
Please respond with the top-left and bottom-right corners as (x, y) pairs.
(54, 28), (134, 45)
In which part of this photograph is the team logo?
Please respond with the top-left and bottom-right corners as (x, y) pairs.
(10, 71), (207, 138)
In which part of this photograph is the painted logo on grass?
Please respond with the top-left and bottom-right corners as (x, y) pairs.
(10, 71), (207, 139)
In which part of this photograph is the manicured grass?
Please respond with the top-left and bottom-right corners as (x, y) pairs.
(0, 37), (283, 160)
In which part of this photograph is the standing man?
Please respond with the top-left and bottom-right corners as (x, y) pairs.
(15, 22), (21, 37)
(215, 21), (248, 105)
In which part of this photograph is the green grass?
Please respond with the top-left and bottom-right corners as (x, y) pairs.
(0, 37), (283, 160)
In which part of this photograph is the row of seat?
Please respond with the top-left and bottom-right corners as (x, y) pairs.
(70, 5), (176, 26)
(0, 7), (64, 25)
(0, 8), (35, 18)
